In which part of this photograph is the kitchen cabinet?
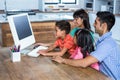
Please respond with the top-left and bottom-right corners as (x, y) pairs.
(85, 0), (120, 14)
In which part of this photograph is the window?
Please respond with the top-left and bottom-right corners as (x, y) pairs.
(45, 0), (76, 4)
(45, 0), (60, 4)
(62, 0), (76, 4)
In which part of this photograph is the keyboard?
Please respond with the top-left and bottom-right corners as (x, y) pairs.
(27, 46), (48, 57)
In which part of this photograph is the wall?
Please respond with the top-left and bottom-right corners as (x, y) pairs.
(93, 0), (108, 12)
(0, 0), (39, 10)
(114, 0), (120, 14)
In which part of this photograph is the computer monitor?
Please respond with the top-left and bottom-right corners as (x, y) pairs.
(7, 13), (35, 50)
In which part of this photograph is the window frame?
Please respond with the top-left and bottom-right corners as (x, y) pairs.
(45, 0), (76, 4)
(62, 0), (76, 4)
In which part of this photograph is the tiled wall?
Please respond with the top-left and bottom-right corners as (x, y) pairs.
(0, 0), (39, 10)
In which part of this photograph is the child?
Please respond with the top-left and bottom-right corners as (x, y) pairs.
(37, 20), (76, 57)
(54, 29), (99, 70)
(70, 9), (93, 37)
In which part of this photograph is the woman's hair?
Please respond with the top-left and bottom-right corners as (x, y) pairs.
(55, 20), (71, 34)
(73, 9), (92, 31)
(75, 29), (94, 58)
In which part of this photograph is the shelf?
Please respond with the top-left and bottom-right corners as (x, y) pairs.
(85, 0), (120, 14)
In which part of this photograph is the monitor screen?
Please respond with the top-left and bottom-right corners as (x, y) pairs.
(7, 13), (35, 50)
(13, 15), (32, 40)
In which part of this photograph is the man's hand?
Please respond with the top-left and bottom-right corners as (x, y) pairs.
(52, 56), (65, 63)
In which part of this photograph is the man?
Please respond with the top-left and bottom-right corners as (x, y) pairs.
(53, 11), (120, 80)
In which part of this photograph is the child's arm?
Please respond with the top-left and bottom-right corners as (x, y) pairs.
(34, 43), (53, 47)
(40, 47), (68, 57)
(37, 44), (57, 54)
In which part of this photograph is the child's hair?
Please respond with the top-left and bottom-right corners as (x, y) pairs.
(75, 29), (94, 58)
(96, 11), (115, 31)
(73, 9), (91, 31)
(55, 20), (71, 34)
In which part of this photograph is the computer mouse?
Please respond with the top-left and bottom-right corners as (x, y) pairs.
(33, 45), (40, 49)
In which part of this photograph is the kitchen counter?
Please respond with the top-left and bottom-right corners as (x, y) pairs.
(0, 12), (73, 23)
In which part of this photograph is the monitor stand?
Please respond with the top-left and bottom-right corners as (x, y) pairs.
(20, 49), (31, 55)
(20, 45), (33, 55)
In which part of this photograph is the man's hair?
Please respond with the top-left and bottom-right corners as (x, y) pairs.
(96, 11), (115, 31)
(55, 20), (71, 34)
(73, 9), (91, 31)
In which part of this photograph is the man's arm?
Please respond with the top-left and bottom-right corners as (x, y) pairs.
(53, 55), (99, 68)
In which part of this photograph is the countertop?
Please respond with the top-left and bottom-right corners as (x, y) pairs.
(0, 12), (73, 23)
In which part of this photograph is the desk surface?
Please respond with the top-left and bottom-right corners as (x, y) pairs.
(0, 47), (110, 80)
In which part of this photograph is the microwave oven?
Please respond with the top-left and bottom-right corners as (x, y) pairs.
(86, 2), (93, 10)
